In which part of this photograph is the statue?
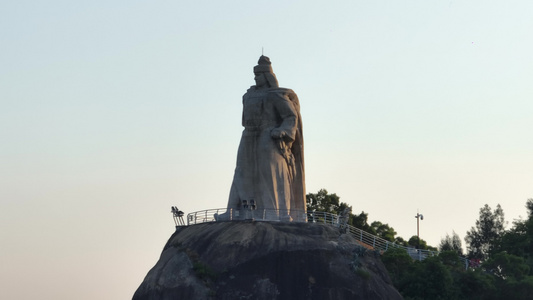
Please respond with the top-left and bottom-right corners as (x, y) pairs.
(224, 56), (305, 221)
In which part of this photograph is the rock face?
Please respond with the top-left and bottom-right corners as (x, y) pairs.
(133, 221), (402, 300)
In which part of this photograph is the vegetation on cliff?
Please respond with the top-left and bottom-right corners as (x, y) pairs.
(308, 189), (533, 299)
(306, 189), (433, 250)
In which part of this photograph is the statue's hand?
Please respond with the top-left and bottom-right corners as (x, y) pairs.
(270, 128), (286, 139)
(271, 129), (294, 153)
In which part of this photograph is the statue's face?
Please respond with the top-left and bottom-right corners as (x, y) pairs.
(254, 72), (267, 88)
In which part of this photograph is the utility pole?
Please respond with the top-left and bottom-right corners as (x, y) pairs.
(415, 211), (423, 248)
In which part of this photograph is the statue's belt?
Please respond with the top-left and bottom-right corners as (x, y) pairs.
(244, 121), (277, 131)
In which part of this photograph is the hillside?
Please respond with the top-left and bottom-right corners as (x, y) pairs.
(133, 221), (402, 300)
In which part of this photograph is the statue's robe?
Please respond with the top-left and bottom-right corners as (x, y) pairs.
(226, 86), (305, 220)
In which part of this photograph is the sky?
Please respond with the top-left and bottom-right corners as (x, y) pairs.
(1, 1), (532, 299)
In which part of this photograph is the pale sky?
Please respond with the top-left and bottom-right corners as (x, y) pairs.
(1, 1), (532, 299)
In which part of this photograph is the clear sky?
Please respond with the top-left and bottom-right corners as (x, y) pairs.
(1, 1), (532, 299)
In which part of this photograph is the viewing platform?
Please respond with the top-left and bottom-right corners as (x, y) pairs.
(174, 207), (470, 269)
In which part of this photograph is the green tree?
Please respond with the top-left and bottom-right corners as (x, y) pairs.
(399, 256), (456, 300)
(381, 247), (412, 287)
(369, 221), (397, 242)
(408, 235), (428, 250)
(493, 199), (533, 271)
(306, 189), (349, 214)
(350, 210), (372, 232)
(465, 204), (506, 260)
(383, 249), (498, 300)
(439, 231), (464, 255)
(455, 267), (496, 300)
(438, 251), (465, 272)
(506, 276), (533, 300)
(382, 199), (533, 299)
(484, 252), (529, 280)
(394, 236), (409, 247)
(480, 251), (533, 299)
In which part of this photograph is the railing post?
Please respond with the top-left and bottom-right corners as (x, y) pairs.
(360, 230), (363, 241)
(373, 236), (376, 248)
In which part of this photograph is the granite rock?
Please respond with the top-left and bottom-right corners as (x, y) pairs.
(133, 221), (402, 300)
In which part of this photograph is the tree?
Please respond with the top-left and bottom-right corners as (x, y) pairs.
(381, 247), (413, 287)
(455, 267), (496, 300)
(306, 189), (350, 214)
(382, 199), (533, 299)
(394, 236), (409, 247)
(493, 199), (533, 274)
(408, 235), (428, 250)
(369, 221), (397, 242)
(465, 204), (506, 260)
(351, 210), (372, 232)
(398, 256), (456, 300)
(484, 252), (529, 280)
(439, 231), (463, 255)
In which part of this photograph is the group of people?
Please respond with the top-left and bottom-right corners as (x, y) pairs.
(171, 206), (185, 226)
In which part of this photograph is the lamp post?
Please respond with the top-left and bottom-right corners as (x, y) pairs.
(415, 211), (423, 249)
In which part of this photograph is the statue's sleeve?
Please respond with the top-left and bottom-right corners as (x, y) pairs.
(270, 91), (298, 140)
(241, 95), (245, 127)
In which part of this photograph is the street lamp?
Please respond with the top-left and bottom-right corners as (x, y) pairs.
(415, 211), (423, 248)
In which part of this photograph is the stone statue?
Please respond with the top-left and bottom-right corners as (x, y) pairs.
(225, 56), (305, 221)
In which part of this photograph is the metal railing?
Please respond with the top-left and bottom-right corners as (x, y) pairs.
(186, 208), (311, 224)
(184, 208), (469, 269)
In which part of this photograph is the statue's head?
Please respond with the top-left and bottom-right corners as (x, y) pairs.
(253, 55), (279, 88)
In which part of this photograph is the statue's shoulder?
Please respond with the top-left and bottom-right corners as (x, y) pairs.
(244, 87), (297, 99)
(268, 87), (296, 95)
(267, 88), (298, 102)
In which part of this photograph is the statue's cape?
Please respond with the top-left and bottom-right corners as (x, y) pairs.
(267, 87), (306, 213)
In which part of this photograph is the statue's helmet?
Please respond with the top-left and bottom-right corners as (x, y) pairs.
(254, 55), (279, 88)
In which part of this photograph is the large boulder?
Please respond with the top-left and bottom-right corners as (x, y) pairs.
(133, 221), (402, 300)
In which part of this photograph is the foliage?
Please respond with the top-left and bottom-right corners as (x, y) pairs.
(306, 189), (406, 246)
(306, 189), (348, 214)
(382, 199), (533, 300)
(193, 261), (218, 282)
(492, 199), (533, 274)
(438, 250), (466, 272)
(465, 204), (506, 260)
(483, 252), (529, 280)
(351, 210), (372, 232)
(381, 247), (412, 287)
(369, 221), (397, 242)
(455, 268), (496, 300)
(186, 248), (218, 283)
(398, 256), (456, 300)
(394, 236), (408, 247)
(383, 250), (499, 300)
(355, 268), (371, 280)
(439, 231), (464, 255)
(350, 246), (372, 280)
(305, 190), (533, 298)
(407, 235), (428, 250)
